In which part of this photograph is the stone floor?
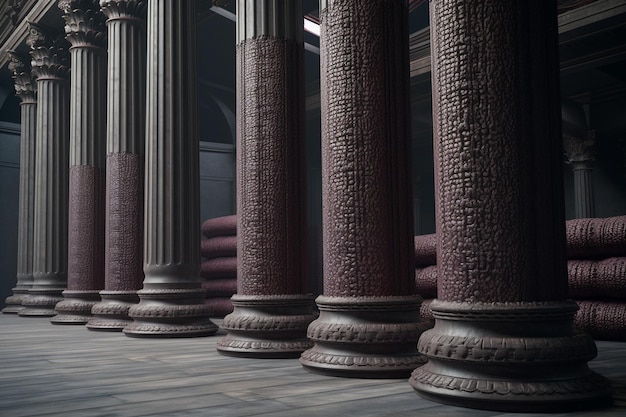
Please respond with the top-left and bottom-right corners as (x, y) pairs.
(1, 314), (625, 417)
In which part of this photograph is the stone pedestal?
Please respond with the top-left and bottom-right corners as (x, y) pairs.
(216, 0), (316, 358)
(123, 0), (217, 337)
(409, 1), (612, 411)
(3, 52), (37, 314)
(20, 24), (70, 318)
(87, 0), (147, 331)
(300, 0), (423, 378)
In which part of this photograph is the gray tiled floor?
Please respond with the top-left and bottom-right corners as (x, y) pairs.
(1, 314), (625, 417)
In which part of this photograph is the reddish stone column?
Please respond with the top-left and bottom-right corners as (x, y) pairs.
(52, 0), (107, 324)
(216, 0), (317, 358)
(123, 0), (217, 337)
(409, 0), (612, 411)
(300, 0), (424, 378)
(87, 0), (147, 331)
(19, 24), (71, 317)
(2, 52), (37, 314)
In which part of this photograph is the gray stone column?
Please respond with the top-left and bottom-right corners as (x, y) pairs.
(215, 0), (317, 358)
(123, 0), (217, 337)
(564, 131), (596, 219)
(87, 0), (147, 331)
(409, 0), (611, 411)
(300, 0), (424, 378)
(2, 52), (37, 314)
(19, 24), (71, 318)
(52, 0), (108, 324)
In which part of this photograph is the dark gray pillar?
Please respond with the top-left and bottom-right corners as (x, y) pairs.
(2, 52), (36, 314)
(87, 0), (147, 331)
(300, 0), (424, 378)
(564, 132), (596, 219)
(409, 1), (612, 411)
(216, 0), (317, 358)
(19, 24), (70, 317)
(52, 0), (108, 324)
(123, 0), (218, 337)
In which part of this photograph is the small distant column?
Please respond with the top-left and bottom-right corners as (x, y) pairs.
(216, 0), (317, 358)
(564, 131), (596, 219)
(20, 24), (70, 317)
(300, 0), (424, 378)
(87, 0), (147, 331)
(52, 0), (108, 324)
(2, 52), (37, 314)
(123, 0), (218, 337)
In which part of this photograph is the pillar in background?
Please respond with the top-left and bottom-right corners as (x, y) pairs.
(564, 131), (596, 219)
(20, 24), (70, 317)
(123, 0), (217, 337)
(52, 0), (108, 324)
(2, 52), (37, 314)
(300, 0), (424, 378)
(409, 0), (612, 411)
(216, 0), (317, 358)
(87, 0), (147, 331)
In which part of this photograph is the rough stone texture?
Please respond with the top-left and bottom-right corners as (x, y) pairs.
(568, 258), (626, 299)
(415, 266), (437, 298)
(414, 234), (437, 267)
(201, 258), (237, 279)
(201, 236), (237, 259)
(575, 300), (626, 341)
(201, 215), (237, 238)
(203, 297), (234, 318)
(201, 279), (237, 297)
(566, 216), (626, 259)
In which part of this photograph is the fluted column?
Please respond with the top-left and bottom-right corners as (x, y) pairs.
(123, 0), (217, 337)
(409, 1), (611, 411)
(2, 52), (37, 314)
(564, 131), (596, 219)
(300, 0), (424, 378)
(20, 24), (71, 317)
(87, 0), (146, 331)
(216, 0), (317, 358)
(51, 0), (107, 324)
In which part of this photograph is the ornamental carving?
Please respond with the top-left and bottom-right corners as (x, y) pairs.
(7, 51), (36, 103)
(99, 0), (147, 20)
(27, 23), (70, 80)
(563, 131), (596, 164)
(58, 0), (107, 47)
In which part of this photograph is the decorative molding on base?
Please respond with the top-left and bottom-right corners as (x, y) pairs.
(87, 291), (139, 331)
(50, 290), (101, 325)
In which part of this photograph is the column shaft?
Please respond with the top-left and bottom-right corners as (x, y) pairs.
(573, 167), (595, 218)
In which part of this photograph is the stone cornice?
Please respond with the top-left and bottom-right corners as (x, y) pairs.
(27, 22), (70, 80)
(7, 50), (37, 103)
(59, 0), (106, 48)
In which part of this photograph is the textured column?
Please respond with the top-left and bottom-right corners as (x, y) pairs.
(2, 52), (37, 314)
(216, 0), (317, 358)
(564, 132), (596, 219)
(51, 0), (107, 324)
(87, 0), (147, 331)
(300, 0), (424, 378)
(19, 24), (70, 317)
(409, 1), (612, 411)
(123, 0), (218, 337)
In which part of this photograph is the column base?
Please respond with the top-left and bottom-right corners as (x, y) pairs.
(2, 288), (30, 314)
(409, 300), (613, 412)
(50, 290), (101, 325)
(300, 296), (427, 378)
(124, 289), (219, 337)
(87, 291), (139, 331)
(217, 295), (317, 358)
(19, 288), (64, 317)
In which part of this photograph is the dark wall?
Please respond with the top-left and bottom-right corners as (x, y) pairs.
(199, 142), (236, 222)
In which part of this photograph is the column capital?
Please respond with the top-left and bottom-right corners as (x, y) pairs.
(7, 51), (37, 104)
(563, 130), (596, 166)
(99, 0), (146, 21)
(59, 0), (107, 48)
(27, 23), (70, 80)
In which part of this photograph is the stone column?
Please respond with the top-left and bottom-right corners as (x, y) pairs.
(123, 0), (217, 337)
(19, 24), (71, 317)
(409, 1), (612, 411)
(300, 0), (423, 378)
(51, 0), (107, 324)
(2, 52), (37, 314)
(87, 0), (147, 331)
(564, 131), (596, 219)
(216, 0), (317, 358)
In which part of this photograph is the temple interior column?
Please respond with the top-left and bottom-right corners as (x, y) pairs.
(300, 0), (424, 378)
(52, 0), (108, 324)
(123, 0), (218, 337)
(87, 0), (147, 331)
(19, 24), (70, 318)
(2, 52), (37, 314)
(409, 0), (612, 411)
(564, 131), (596, 219)
(216, 0), (317, 358)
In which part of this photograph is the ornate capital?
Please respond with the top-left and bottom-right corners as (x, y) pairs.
(7, 51), (36, 103)
(59, 0), (107, 48)
(563, 130), (596, 165)
(27, 22), (70, 80)
(99, 0), (147, 21)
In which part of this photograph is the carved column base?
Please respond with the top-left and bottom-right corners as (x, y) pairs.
(300, 296), (426, 378)
(409, 300), (613, 412)
(123, 289), (218, 337)
(2, 288), (30, 313)
(217, 295), (318, 358)
(19, 289), (64, 317)
(87, 291), (139, 331)
(50, 290), (101, 325)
